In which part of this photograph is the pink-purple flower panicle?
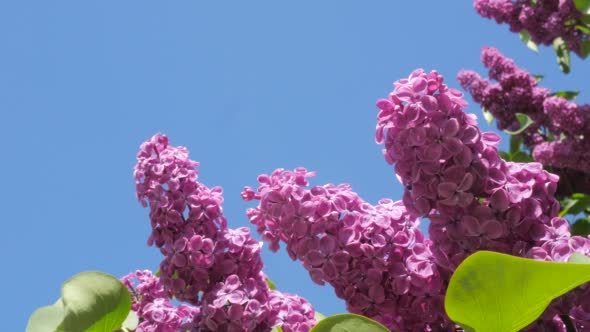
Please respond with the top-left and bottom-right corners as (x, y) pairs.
(458, 47), (590, 191)
(242, 168), (452, 330)
(122, 270), (200, 332)
(474, 0), (588, 57)
(377, 68), (590, 329)
(134, 134), (316, 331)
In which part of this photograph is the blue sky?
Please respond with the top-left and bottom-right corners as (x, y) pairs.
(2, 1), (589, 330)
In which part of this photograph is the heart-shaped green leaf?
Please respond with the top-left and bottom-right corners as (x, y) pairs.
(310, 313), (389, 332)
(445, 251), (590, 332)
(27, 271), (132, 332)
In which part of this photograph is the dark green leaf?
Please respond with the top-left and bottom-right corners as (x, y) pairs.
(499, 151), (511, 160)
(551, 90), (579, 100)
(510, 151), (533, 162)
(576, 24), (590, 34)
(446, 251), (590, 332)
(520, 30), (539, 52)
(553, 37), (571, 73)
(310, 313), (389, 332)
(509, 135), (522, 154)
(560, 193), (590, 216)
(533, 74), (544, 82)
(504, 113), (534, 135)
(572, 217), (590, 236)
(575, 0), (590, 14)
(581, 40), (590, 59)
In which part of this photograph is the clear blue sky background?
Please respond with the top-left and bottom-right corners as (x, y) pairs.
(2, 1), (589, 330)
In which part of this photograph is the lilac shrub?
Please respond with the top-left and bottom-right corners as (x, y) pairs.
(243, 69), (590, 330)
(131, 134), (317, 331)
(474, 0), (589, 57)
(458, 47), (590, 195)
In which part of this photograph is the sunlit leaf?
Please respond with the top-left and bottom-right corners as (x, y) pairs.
(26, 271), (132, 332)
(520, 31), (539, 52)
(310, 313), (389, 332)
(551, 90), (579, 100)
(445, 251), (590, 332)
(482, 108), (494, 124)
(26, 300), (65, 332)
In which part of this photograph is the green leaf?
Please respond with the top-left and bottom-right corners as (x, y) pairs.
(533, 74), (544, 82)
(581, 40), (590, 59)
(482, 108), (494, 124)
(445, 251), (590, 332)
(58, 271), (131, 332)
(315, 311), (327, 322)
(560, 193), (590, 216)
(509, 135), (522, 154)
(310, 313), (389, 332)
(266, 277), (277, 290)
(575, 0), (590, 14)
(510, 151), (533, 162)
(520, 30), (539, 52)
(572, 217), (590, 236)
(553, 37), (571, 73)
(551, 90), (579, 100)
(26, 300), (65, 332)
(569, 252), (590, 264)
(576, 24), (590, 34)
(27, 271), (132, 332)
(504, 113), (534, 135)
(271, 326), (284, 332)
(121, 310), (139, 331)
(499, 151), (511, 160)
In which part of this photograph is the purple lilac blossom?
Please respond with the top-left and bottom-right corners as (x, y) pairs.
(377, 68), (590, 330)
(458, 47), (590, 183)
(242, 169), (452, 330)
(134, 134), (316, 331)
(121, 270), (200, 332)
(243, 69), (590, 330)
(474, 0), (588, 57)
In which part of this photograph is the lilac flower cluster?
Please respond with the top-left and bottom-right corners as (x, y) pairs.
(241, 169), (453, 330)
(458, 47), (590, 182)
(133, 134), (316, 331)
(240, 68), (590, 330)
(474, 0), (588, 57)
(376, 68), (590, 330)
(122, 270), (199, 332)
